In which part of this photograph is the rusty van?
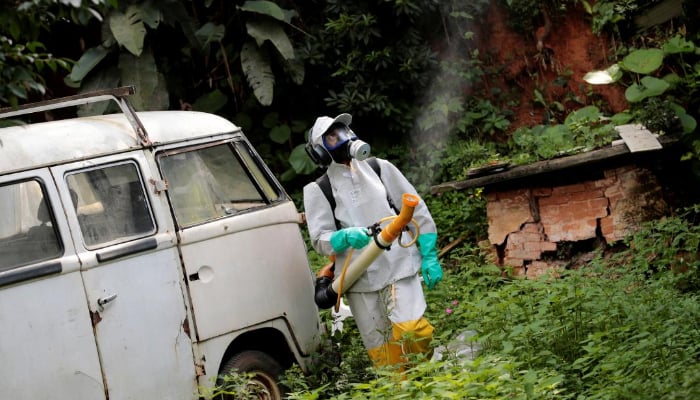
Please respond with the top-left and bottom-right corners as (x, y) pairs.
(0, 87), (321, 399)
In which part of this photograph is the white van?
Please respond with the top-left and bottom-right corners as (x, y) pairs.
(0, 87), (322, 399)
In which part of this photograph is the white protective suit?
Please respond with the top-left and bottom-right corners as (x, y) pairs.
(304, 156), (437, 366)
(304, 158), (437, 292)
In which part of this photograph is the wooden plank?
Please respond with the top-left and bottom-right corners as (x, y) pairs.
(634, 0), (684, 31)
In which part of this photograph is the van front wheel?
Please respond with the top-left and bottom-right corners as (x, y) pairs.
(216, 350), (285, 400)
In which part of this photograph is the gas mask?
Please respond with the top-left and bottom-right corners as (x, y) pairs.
(322, 125), (370, 164)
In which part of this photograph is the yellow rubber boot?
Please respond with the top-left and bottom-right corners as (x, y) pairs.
(367, 341), (404, 368)
(392, 317), (435, 360)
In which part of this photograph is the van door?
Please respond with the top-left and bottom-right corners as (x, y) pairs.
(51, 152), (197, 400)
(0, 170), (105, 399)
(157, 141), (319, 349)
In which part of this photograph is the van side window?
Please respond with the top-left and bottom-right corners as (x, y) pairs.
(66, 162), (155, 248)
(159, 143), (273, 227)
(0, 180), (62, 271)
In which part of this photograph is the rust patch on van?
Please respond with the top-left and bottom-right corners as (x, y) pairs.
(90, 310), (102, 327)
(195, 356), (206, 377)
(182, 318), (191, 339)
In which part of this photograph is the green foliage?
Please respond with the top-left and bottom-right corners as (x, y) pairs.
(425, 191), (487, 247)
(62, 0), (303, 110)
(281, 206), (700, 399)
(62, 0), (171, 112)
(0, 1), (76, 107)
(0, 35), (72, 107)
(586, 0), (654, 34)
(507, 105), (618, 164)
(501, 0), (546, 33)
(301, 0), (447, 134)
(441, 140), (502, 180)
(200, 371), (269, 399)
(501, 0), (581, 34)
(584, 35), (700, 168)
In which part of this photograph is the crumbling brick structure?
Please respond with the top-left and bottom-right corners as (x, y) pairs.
(431, 133), (695, 279)
(485, 165), (669, 277)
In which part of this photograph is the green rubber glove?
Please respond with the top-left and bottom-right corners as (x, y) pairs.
(330, 227), (371, 253)
(417, 233), (443, 290)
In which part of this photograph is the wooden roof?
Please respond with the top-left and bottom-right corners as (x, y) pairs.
(430, 134), (680, 194)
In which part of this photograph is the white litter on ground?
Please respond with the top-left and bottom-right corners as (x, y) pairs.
(331, 299), (353, 336)
(431, 330), (480, 361)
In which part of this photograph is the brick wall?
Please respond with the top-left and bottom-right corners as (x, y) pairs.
(485, 165), (669, 278)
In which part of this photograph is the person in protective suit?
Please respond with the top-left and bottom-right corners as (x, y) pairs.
(303, 113), (443, 368)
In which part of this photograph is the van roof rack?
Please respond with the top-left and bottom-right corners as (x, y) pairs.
(0, 85), (151, 146)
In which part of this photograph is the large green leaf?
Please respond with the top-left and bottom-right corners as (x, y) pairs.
(69, 46), (110, 82)
(611, 112), (634, 125)
(118, 48), (168, 110)
(193, 89), (228, 113)
(663, 36), (694, 54)
(161, 2), (202, 49)
(269, 124), (291, 144)
(246, 20), (294, 60)
(240, 40), (274, 106)
(669, 102), (698, 134)
(564, 105), (601, 125)
(138, 1), (162, 29)
(195, 22), (226, 51)
(239, 1), (287, 22)
(679, 113), (697, 134)
(621, 49), (664, 74)
(289, 143), (318, 174)
(109, 6), (147, 56)
(624, 76), (670, 103)
(284, 57), (305, 85)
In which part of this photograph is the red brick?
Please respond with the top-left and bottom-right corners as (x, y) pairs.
(498, 188), (530, 201)
(583, 181), (600, 191)
(532, 187), (552, 197)
(539, 194), (570, 206)
(553, 183), (587, 195)
(588, 197), (610, 213)
(522, 232), (542, 242)
(540, 241), (557, 252)
(594, 177), (617, 188)
(570, 189), (604, 202)
(522, 222), (542, 233)
(505, 241), (523, 251)
(506, 246), (542, 260)
(507, 232), (525, 245)
(504, 257), (524, 267)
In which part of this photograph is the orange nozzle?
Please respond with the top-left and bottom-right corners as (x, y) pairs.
(380, 193), (419, 243)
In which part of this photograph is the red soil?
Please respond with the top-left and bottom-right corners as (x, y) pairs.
(475, 3), (628, 132)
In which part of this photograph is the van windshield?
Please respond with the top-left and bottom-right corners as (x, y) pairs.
(159, 142), (277, 228)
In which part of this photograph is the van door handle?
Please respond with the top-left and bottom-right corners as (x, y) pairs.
(97, 293), (118, 311)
